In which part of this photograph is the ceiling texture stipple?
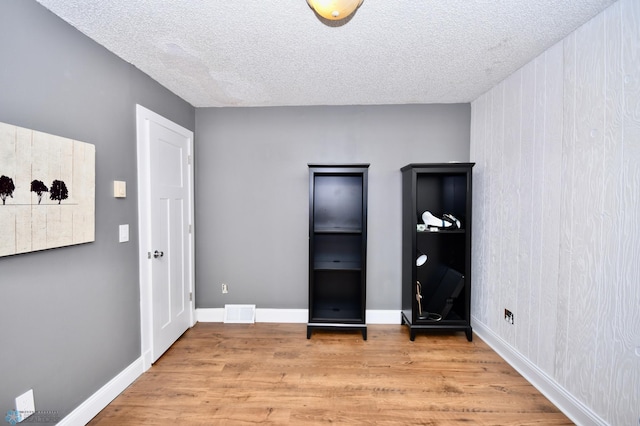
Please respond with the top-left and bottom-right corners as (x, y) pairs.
(35, 0), (616, 108)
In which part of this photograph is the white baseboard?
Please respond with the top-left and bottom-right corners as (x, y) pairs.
(196, 308), (401, 324)
(141, 348), (153, 372)
(471, 317), (607, 426)
(256, 308), (308, 323)
(57, 357), (144, 426)
(366, 310), (402, 324)
(196, 308), (225, 322)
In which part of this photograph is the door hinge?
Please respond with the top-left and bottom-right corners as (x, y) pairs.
(147, 251), (151, 259)
(189, 224), (193, 233)
(189, 292), (193, 302)
(188, 155), (192, 165)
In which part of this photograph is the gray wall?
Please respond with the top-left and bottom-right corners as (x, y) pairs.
(0, 0), (194, 423)
(195, 105), (470, 310)
(471, 0), (639, 423)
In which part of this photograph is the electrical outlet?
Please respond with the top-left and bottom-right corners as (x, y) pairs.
(222, 283), (228, 294)
(504, 309), (514, 325)
(16, 389), (35, 421)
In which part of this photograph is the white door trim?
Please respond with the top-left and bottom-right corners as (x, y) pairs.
(136, 104), (195, 371)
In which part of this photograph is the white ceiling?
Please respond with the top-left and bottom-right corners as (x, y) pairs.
(35, 0), (616, 108)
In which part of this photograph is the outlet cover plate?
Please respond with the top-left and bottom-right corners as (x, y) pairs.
(16, 389), (35, 421)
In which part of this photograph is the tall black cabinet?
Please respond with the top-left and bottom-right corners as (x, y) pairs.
(308, 164), (369, 340)
(401, 163), (474, 341)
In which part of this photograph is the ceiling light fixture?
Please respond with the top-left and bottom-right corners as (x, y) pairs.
(306, 0), (363, 21)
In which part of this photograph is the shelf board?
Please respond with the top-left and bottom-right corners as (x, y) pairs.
(314, 261), (361, 271)
(416, 228), (465, 234)
(310, 308), (363, 322)
(415, 311), (466, 323)
(311, 300), (362, 320)
(314, 226), (362, 234)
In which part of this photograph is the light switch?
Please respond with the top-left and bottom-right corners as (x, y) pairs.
(119, 224), (129, 243)
(113, 180), (126, 198)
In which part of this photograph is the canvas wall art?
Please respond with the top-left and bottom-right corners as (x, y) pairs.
(0, 121), (95, 257)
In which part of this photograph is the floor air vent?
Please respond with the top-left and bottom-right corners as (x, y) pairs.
(224, 304), (256, 323)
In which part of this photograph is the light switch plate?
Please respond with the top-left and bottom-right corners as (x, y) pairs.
(113, 180), (126, 198)
(119, 224), (129, 243)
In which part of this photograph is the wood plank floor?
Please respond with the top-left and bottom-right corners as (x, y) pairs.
(89, 323), (573, 425)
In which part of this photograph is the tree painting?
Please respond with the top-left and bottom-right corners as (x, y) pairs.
(0, 175), (15, 205)
(1, 121), (95, 257)
(30, 180), (49, 204)
(49, 179), (68, 204)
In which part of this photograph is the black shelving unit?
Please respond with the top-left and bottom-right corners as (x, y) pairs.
(400, 163), (474, 341)
(308, 164), (369, 340)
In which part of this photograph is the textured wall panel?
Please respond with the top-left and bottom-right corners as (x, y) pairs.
(488, 85), (505, 332)
(611, 0), (640, 423)
(595, 2), (622, 418)
(500, 71), (522, 346)
(537, 42), (563, 377)
(554, 30), (575, 396)
(516, 60), (536, 359)
(471, 0), (639, 423)
(470, 93), (488, 325)
(527, 53), (545, 367)
(562, 8), (606, 407)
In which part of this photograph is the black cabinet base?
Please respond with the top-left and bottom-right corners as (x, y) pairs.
(307, 324), (367, 340)
(401, 312), (472, 342)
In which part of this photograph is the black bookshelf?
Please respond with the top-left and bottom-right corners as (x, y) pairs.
(308, 164), (369, 340)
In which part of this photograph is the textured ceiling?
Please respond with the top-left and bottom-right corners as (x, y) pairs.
(35, 0), (616, 108)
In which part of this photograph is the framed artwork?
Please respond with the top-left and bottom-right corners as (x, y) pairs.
(0, 121), (95, 257)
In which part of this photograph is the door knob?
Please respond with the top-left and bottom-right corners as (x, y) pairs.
(153, 250), (164, 258)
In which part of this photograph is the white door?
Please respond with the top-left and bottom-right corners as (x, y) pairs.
(136, 105), (195, 367)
